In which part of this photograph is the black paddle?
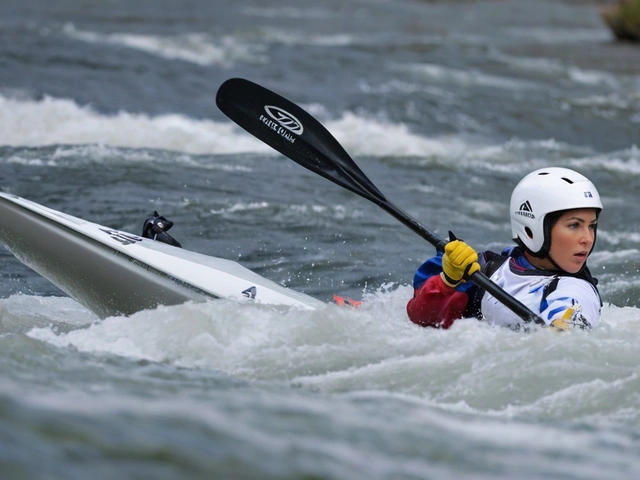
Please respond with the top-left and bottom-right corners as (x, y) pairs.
(216, 77), (545, 325)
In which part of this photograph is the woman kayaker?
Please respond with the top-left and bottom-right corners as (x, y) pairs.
(406, 167), (603, 330)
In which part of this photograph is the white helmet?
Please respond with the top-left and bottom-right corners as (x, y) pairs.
(510, 167), (602, 255)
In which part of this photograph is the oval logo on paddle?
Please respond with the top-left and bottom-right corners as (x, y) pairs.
(264, 105), (304, 135)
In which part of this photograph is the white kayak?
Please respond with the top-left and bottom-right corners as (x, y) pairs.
(0, 192), (326, 318)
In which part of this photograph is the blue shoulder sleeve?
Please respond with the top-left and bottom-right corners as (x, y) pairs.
(412, 251), (475, 293)
(412, 252), (444, 289)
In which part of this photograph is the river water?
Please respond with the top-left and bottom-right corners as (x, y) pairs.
(1, 1), (640, 479)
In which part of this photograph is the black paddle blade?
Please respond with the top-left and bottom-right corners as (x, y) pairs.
(215, 78), (386, 203)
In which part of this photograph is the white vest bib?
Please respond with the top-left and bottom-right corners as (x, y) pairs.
(481, 259), (601, 329)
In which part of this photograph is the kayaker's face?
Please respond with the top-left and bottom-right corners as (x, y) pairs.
(548, 208), (598, 274)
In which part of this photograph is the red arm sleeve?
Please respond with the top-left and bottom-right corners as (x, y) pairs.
(406, 275), (470, 329)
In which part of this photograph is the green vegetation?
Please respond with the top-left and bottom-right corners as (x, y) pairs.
(601, 0), (640, 41)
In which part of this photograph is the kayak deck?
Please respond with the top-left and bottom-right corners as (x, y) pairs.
(0, 193), (326, 318)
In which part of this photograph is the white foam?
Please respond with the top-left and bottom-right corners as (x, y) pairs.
(210, 202), (363, 222)
(256, 28), (356, 47)
(23, 291), (640, 376)
(10, 285), (638, 427)
(505, 27), (611, 44)
(63, 23), (264, 66)
(567, 66), (619, 88)
(242, 6), (330, 20)
(0, 92), (471, 158)
(1, 90), (635, 164)
(403, 63), (539, 90)
(326, 111), (468, 158)
(1, 294), (96, 334)
(0, 93), (270, 154)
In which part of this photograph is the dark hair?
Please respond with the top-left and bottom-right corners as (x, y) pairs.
(534, 210), (565, 258)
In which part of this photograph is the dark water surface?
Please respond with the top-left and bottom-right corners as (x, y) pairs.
(1, 1), (640, 479)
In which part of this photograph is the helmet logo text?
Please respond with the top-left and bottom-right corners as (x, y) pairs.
(515, 200), (535, 219)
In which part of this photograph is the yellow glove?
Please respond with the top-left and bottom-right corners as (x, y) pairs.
(440, 239), (481, 288)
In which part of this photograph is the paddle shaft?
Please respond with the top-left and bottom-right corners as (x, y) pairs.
(376, 199), (541, 324)
(216, 78), (545, 325)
